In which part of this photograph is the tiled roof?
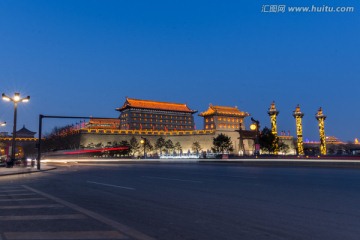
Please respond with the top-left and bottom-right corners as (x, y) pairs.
(116, 97), (197, 113)
(199, 104), (249, 117)
(16, 125), (36, 137)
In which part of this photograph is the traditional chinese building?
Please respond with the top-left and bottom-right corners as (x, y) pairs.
(116, 97), (197, 131)
(199, 104), (250, 131)
(0, 125), (38, 158)
(15, 125), (37, 138)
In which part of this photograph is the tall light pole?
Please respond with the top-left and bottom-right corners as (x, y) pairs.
(250, 117), (260, 156)
(2, 93), (30, 167)
(140, 137), (146, 159)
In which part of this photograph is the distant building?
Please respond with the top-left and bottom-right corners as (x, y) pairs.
(325, 136), (344, 144)
(15, 125), (36, 138)
(116, 97), (197, 131)
(199, 104), (249, 131)
(60, 97), (298, 157)
(0, 125), (37, 158)
(0, 132), (9, 137)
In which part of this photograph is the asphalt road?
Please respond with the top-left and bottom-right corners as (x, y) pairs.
(1, 163), (360, 240)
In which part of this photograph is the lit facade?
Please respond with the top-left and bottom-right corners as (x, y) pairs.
(116, 97), (197, 131)
(199, 104), (249, 131)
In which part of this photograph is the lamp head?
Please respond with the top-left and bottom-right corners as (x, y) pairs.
(2, 93), (11, 101)
(21, 96), (30, 103)
(13, 93), (20, 102)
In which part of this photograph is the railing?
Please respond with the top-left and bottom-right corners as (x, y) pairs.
(80, 129), (216, 135)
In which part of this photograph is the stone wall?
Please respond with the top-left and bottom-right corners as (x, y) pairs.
(79, 129), (296, 156)
(79, 131), (217, 155)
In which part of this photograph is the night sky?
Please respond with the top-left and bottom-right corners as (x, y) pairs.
(0, 0), (359, 141)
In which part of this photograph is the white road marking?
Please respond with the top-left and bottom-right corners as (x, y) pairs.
(23, 185), (156, 240)
(4, 231), (127, 240)
(87, 181), (135, 190)
(142, 176), (202, 183)
(0, 214), (86, 221)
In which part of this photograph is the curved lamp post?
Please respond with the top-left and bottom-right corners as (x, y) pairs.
(140, 137), (147, 159)
(2, 92), (30, 167)
(250, 117), (260, 156)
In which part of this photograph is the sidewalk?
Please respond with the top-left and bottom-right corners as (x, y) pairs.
(0, 165), (57, 177)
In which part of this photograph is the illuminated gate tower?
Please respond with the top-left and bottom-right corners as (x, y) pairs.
(315, 107), (327, 155)
(267, 101), (279, 155)
(292, 105), (304, 155)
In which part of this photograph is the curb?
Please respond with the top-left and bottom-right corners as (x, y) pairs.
(0, 167), (57, 177)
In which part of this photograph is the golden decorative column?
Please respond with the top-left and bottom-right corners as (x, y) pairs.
(267, 101), (279, 154)
(292, 105), (304, 155)
(316, 107), (327, 155)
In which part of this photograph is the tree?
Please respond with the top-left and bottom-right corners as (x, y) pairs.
(155, 137), (166, 154)
(144, 139), (153, 153)
(211, 134), (234, 153)
(108, 140), (130, 157)
(278, 141), (290, 155)
(191, 141), (202, 154)
(42, 125), (81, 151)
(129, 137), (140, 156)
(259, 127), (277, 154)
(118, 140), (131, 156)
(165, 139), (174, 154)
(174, 142), (182, 154)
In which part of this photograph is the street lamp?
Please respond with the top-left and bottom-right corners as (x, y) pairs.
(140, 137), (146, 159)
(2, 92), (30, 167)
(250, 117), (260, 156)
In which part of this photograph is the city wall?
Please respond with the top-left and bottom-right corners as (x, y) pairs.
(79, 129), (256, 155)
(78, 129), (295, 156)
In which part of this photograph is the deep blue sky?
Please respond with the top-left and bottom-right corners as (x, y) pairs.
(0, 0), (359, 141)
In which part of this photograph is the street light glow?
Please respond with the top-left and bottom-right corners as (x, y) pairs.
(2, 94), (11, 101)
(2, 92), (30, 103)
(250, 124), (257, 131)
(2, 91), (31, 167)
(21, 96), (30, 103)
(13, 93), (20, 102)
